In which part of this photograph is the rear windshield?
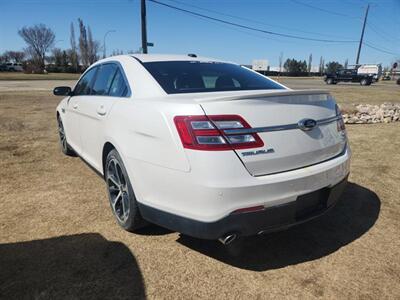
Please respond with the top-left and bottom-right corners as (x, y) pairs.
(143, 61), (284, 94)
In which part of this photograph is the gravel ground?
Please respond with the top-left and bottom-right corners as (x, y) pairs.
(0, 80), (399, 299)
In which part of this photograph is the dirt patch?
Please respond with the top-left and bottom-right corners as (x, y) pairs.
(0, 118), (25, 131)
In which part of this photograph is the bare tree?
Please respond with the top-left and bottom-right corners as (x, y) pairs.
(112, 49), (124, 56)
(78, 18), (89, 67)
(319, 56), (325, 76)
(77, 19), (100, 67)
(279, 52), (283, 74)
(70, 22), (79, 72)
(87, 27), (100, 64)
(51, 48), (63, 66)
(4, 51), (25, 63)
(307, 53), (313, 74)
(18, 24), (55, 71)
(344, 58), (349, 69)
(0, 53), (8, 63)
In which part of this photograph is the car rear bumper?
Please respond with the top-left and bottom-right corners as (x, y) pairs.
(138, 176), (348, 239)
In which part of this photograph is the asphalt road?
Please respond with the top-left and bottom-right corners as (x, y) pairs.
(0, 80), (77, 92)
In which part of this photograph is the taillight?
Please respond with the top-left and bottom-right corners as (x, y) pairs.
(335, 104), (346, 132)
(174, 115), (264, 151)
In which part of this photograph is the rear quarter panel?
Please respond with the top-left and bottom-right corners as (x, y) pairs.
(104, 98), (204, 172)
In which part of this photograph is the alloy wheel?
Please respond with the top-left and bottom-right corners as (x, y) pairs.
(58, 118), (67, 151)
(106, 158), (130, 223)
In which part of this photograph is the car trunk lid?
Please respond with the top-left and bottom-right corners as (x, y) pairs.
(197, 89), (346, 176)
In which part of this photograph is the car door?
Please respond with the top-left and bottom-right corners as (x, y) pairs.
(343, 70), (353, 82)
(351, 70), (359, 82)
(64, 66), (98, 155)
(78, 63), (130, 171)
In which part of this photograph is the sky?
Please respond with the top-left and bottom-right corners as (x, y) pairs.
(0, 0), (399, 67)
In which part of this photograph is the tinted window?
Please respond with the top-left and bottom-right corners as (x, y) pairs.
(92, 64), (118, 95)
(143, 61), (283, 94)
(109, 69), (128, 97)
(74, 67), (97, 95)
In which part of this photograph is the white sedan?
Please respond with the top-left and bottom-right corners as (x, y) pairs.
(54, 54), (350, 245)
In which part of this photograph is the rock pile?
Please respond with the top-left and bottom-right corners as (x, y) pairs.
(342, 103), (400, 124)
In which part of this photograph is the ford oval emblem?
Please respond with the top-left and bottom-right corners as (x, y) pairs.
(298, 118), (317, 131)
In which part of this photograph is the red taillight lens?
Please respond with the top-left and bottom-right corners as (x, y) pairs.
(231, 205), (265, 214)
(174, 115), (264, 151)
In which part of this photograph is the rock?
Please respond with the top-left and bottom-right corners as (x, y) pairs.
(344, 103), (400, 124)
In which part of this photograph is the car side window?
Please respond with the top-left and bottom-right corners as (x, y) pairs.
(74, 67), (98, 96)
(109, 68), (128, 97)
(92, 64), (118, 96)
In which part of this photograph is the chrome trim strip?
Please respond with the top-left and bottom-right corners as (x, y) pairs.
(223, 115), (341, 135)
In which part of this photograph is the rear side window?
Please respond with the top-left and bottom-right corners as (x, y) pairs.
(74, 67), (97, 95)
(143, 61), (283, 94)
(109, 69), (128, 97)
(92, 64), (117, 95)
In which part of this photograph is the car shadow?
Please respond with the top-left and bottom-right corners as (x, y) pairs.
(0, 233), (146, 299)
(135, 224), (173, 236)
(177, 182), (380, 271)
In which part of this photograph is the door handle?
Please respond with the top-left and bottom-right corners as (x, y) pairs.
(97, 105), (107, 116)
(72, 103), (78, 109)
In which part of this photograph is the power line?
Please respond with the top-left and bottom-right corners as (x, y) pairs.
(176, 10), (299, 45)
(289, 1), (399, 58)
(366, 24), (394, 43)
(290, 0), (361, 19)
(367, 21), (400, 43)
(165, 0), (354, 40)
(148, 0), (358, 43)
(365, 40), (400, 55)
(149, 0), (399, 58)
(363, 42), (400, 56)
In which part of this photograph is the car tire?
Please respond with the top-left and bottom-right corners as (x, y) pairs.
(326, 78), (334, 85)
(105, 149), (147, 232)
(360, 79), (368, 86)
(57, 116), (76, 156)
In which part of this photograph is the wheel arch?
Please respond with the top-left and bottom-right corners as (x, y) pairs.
(102, 142), (116, 177)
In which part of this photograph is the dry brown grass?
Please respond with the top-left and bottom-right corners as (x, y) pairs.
(0, 86), (400, 299)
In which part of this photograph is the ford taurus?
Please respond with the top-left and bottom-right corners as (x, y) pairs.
(54, 54), (350, 245)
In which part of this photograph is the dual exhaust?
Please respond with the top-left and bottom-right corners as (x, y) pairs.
(218, 230), (267, 245)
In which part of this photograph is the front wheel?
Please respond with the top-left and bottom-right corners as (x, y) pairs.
(57, 116), (75, 156)
(105, 149), (147, 232)
(326, 78), (334, 85)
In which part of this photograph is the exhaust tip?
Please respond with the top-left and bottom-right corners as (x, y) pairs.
(218, 234), (237, 246)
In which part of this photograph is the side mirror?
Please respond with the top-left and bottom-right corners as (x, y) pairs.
(53, 86), (72, 96)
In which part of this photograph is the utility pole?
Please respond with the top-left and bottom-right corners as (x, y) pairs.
(355, 4), (369, 65)
(141, 0), (148, 54)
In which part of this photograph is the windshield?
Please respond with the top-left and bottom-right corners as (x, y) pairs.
(143, 61), (284, 94)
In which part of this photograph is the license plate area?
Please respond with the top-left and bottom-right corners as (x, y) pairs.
(295, 187), (330, 221)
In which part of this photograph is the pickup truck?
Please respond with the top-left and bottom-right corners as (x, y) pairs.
(324, 69), (374, 86)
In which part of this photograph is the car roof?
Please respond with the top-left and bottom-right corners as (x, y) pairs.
(130, 54), (226, 63)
